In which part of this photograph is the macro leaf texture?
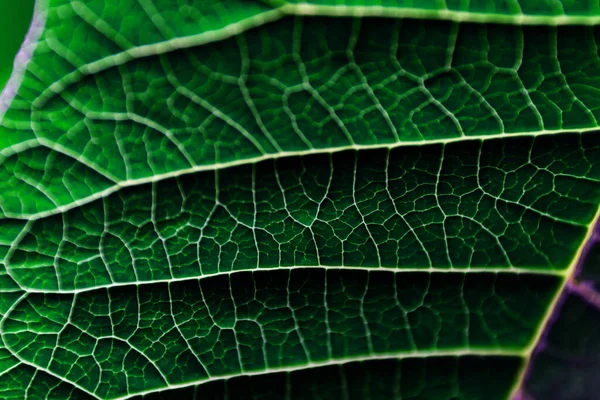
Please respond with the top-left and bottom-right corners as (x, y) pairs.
(2, 0), (600, 399)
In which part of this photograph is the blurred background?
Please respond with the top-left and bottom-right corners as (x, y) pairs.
(0, 0), (35, 91)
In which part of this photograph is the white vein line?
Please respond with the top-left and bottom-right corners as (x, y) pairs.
(509, 205), (600, 398)
(16, 1), (600, 114)
(0, 294), (102, 399)
(3, 127), (599, 221)
(114, 349), (524, 400)
(6, 265), (566, 295)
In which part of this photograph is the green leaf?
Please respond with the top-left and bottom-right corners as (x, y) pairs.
(2, 1), (600, 399)
(5, 8), (600, 219)
(126, 357), (523, 400)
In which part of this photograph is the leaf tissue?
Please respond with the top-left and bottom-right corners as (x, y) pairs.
(1, 1), (600, 399)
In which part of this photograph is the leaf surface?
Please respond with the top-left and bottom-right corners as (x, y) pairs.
(2, 0), (600, 399)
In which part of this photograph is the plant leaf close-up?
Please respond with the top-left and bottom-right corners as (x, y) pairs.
(2, 0), (600, 399)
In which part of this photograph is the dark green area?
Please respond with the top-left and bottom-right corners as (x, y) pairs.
(4, 134), (597, 293)
(1, 270), (557, 399)
(132, 356), (523, 400)
(0, 0), (35, 93)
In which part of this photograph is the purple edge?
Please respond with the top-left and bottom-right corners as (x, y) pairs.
(513, 220), (600, 400)
(0, 0), (47, 114)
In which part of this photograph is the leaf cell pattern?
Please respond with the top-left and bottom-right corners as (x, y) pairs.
(2, 0), (600, 399)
